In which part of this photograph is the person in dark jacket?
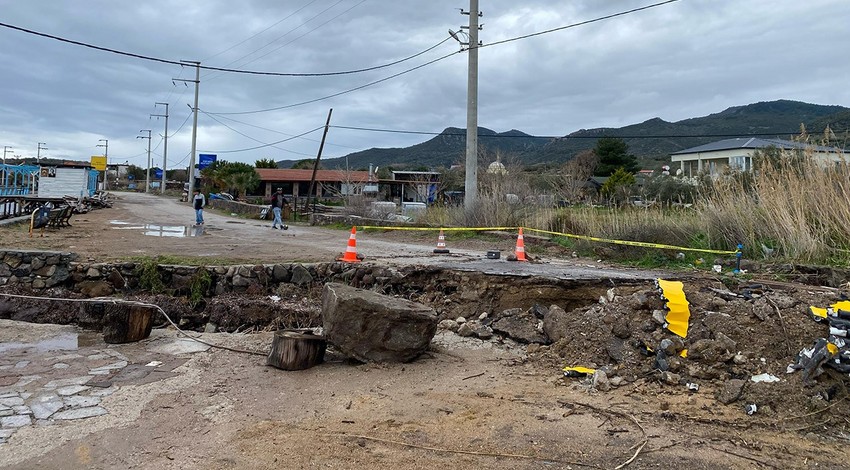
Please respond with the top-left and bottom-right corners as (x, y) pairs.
(193, 189), (205, 225)
(269, 188), (288, 229)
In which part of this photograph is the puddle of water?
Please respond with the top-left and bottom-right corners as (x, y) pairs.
(0, 331), (100, 354)
(111, 223), (202, 238)
(109, 220), (131, 225)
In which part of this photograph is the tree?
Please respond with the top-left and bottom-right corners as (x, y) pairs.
(600, 167), (636, 205)
(201, 161), (259, 199)
(549, 150), (598, 202)
(593, 137), (639, 176)
(255, 158), (278, 168)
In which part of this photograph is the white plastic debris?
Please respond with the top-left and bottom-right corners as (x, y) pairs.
(145, 361), (163, 367)
(751, 373), (780, 383)
(268, 295), (281, 303)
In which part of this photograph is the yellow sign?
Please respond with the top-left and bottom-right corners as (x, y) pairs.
(90, 156), (107, 171)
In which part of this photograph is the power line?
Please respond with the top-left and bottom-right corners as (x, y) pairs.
(207, 49), (461, 115)
(199, 126), (325, 153)
(201, 112), (360, 149)
(481, 0), (682, 50)
(0, 20), (449, 78)
(200, 110), (320, 157)
(202, 0), (322, 62)
(223, 0), (368, 72)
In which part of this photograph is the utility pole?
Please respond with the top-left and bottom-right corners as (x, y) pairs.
(304, 108), (333, 214)
(97, 139), (108, 189)
(461, 0), (482, 210)
(137, 130), (152, 193)
(174, 61), (200, 197)
(152, 102), (169, 194)
(37, 142), (47, 163)
(2, 146), (11, 164)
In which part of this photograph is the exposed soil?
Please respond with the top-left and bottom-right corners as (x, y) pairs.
(2, 192), (850, 468)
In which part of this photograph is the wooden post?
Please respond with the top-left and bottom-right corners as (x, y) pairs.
(102, 303), (155, 343)
(266, 330), (327, 371)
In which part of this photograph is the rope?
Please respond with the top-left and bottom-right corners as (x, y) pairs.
(0, 292), (267, 356)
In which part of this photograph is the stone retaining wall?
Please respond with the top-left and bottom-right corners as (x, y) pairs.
(0, 249), (399, 298)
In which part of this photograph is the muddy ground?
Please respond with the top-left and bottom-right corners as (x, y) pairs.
(2, 192), (850, 469)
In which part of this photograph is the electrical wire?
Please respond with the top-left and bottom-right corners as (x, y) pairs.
(200, 110), (320, 157)
(0, 20), (449, 78)
(480, 0), (682, 50)
(206, 49), (461, 115)
(199, 126), (325, 153)
(222, 0), (368, 72)
(206, 113), (360, 150)
(0, 293), (267, 356)
(202, 0), (322, 62)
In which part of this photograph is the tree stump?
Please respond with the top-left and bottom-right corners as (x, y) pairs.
(266, 330), (327, 371)
(102, 303), (155, 344)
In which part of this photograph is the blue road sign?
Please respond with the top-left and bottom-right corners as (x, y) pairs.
(198, 154), (217, 170)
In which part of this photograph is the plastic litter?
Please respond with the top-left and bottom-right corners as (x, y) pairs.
(686, 382), (699, 392)
(656, 279), (691, 338)
(750, 373), (780, 383)
(745, 404), (758, 415)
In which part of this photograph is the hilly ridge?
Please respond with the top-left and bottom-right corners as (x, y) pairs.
(277, 100), (849, 170)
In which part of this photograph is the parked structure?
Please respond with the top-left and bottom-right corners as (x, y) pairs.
(671, 138), (845, 177)
(254, 168), (370, 199)
(0, 163), (39, 195)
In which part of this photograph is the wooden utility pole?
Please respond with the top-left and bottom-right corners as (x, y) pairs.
(304, 108), (333, 214)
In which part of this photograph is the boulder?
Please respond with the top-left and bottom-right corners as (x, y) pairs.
(77, 280), (114, 298)
(322, 283), (437, 362)
(542, 305), (569, 343)
(491, 307), (548, 344)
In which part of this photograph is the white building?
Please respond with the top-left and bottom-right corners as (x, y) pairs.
(670, 138), (845, 177)
(37, 161), (98, 198)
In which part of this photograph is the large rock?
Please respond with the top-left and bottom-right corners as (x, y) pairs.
(491, 307), (548, 344)
(542, 304), (569, 343)
(322, 283), (437, 362)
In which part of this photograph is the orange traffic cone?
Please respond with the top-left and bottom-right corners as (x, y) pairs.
(433, 229), (450, 254)
(513, 227), (528, 262)
(338, 226), (361, 263)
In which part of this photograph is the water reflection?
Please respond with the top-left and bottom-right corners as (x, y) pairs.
(111, 222), (202, 238)
(0, 331), (99, 354)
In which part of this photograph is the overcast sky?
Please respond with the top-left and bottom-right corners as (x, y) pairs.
(1, 0), (848, 169)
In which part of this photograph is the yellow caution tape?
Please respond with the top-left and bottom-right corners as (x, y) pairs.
(657, 279), (691, 338)
(353, 225), (739, 256)
(679, 349), (688, 358)
(523, 227), (739, 255)
(357, 226), (516, 232)
(562, 366), (596, 375)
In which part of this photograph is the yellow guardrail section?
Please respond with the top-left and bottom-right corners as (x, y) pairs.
(356, 225), (740, 256)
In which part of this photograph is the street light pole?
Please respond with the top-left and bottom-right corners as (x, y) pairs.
(152, 102), (169, 194)
(37, 142), (47, 163)
(2, 146), (11, 164)
(174, 61), (200, 197)
(137, 130), (152, 193)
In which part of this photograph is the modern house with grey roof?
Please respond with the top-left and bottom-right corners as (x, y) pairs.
(670, 138), (845, 177)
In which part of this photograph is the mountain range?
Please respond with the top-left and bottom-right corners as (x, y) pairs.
(277, 100), (850, 170)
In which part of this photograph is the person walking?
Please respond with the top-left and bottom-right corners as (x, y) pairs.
(193, 189), (206, 225)
(269, 188), (288, 229)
